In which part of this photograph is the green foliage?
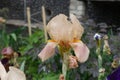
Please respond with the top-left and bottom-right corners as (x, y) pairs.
(0, 25), (26, 50)
(0, 25), (45, 79)
(41, 72), (60, 80)
(19, 28), (44, 55)
(24, 56), (41, 79)
(20, 60), (26, 71)
(0, 24), (118, 80)
(16, 28), (46, 79)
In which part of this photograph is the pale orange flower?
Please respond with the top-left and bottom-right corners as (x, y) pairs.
(38, 14), (89, 63)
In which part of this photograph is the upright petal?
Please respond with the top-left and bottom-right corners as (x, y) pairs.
(46, 14), (74, 42)
(0, 61), (7, 80)
(38, 42), (57, 62)
(5, 67), (26, 80)
(70, 14), (84, 39)
(70, 41), (89, 63)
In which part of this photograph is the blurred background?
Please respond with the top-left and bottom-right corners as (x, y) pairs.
(0, 0), (120, 80)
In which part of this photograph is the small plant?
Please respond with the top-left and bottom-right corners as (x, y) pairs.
(94, 33), (105, 80)
(94, 33), (113, 80)
(0, 23), (45, 79)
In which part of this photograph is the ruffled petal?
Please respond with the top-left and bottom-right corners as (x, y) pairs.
(6, 67), (26, 80)
(70, 14), (84, 39)
(38, 42), (57, 62)
(70, 41), (90, 63)
(46, 14), (73, 42)
(0, 61), (7, 80)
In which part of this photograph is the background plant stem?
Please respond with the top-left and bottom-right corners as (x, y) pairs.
(96, 41), (104, 80)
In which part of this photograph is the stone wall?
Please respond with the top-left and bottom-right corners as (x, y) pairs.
(0, 0), (70, 22)
(70, 0), (85, 19)
(87, 1), (120, 26)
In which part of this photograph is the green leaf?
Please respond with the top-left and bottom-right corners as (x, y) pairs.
(20, 60), (26, 71)
(41, 73), (60, 80)
(19, 45), (33, 54)
(10, 33), (17, 41)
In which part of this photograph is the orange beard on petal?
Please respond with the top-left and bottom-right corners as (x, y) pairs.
(72, 38), (81, 43)
(58, 41), (71, 53)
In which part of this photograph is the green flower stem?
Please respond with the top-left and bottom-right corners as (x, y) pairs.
(96, 47), (102, 68)
(96, 40), (104, 80)
(58, 44), (70, 80)
(98, 54), (103, 80)
(62, 51), (69, 80)
(2, 23), (9, 47)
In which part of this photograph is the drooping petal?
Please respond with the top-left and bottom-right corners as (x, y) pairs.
(38, 42), (57, 62)
(70, 41), (90, 63)
(5, 67), (26, 80)
(0, 61), (7, 80)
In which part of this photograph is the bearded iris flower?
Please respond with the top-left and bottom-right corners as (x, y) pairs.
(38, 14), (89, 79)
(0, 61), (26, 80)
(38, 14), (89, 62)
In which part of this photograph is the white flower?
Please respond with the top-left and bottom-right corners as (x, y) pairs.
(0, 62), (26, 80)
(94, 33), (101, 40)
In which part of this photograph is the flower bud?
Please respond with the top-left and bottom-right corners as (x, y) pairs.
(94, 33), (101, 41)
(103, 35), (111, 54)
(94, 33), (101, 47)
(1, 47), (14, 59)
(59, 74), (64, 80)
(68, 55), (78, 69)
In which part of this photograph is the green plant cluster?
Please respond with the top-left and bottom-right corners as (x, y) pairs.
(0, 24), (116, 80)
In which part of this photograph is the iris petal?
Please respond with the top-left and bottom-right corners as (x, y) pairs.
(6, 67), (26, 80)
(0, 61), (7, 80)
(46, 14), (73, 43)
(70, 14), (84, 39)
(70, 41), (90, 63)
(38, 42), (57, 62)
